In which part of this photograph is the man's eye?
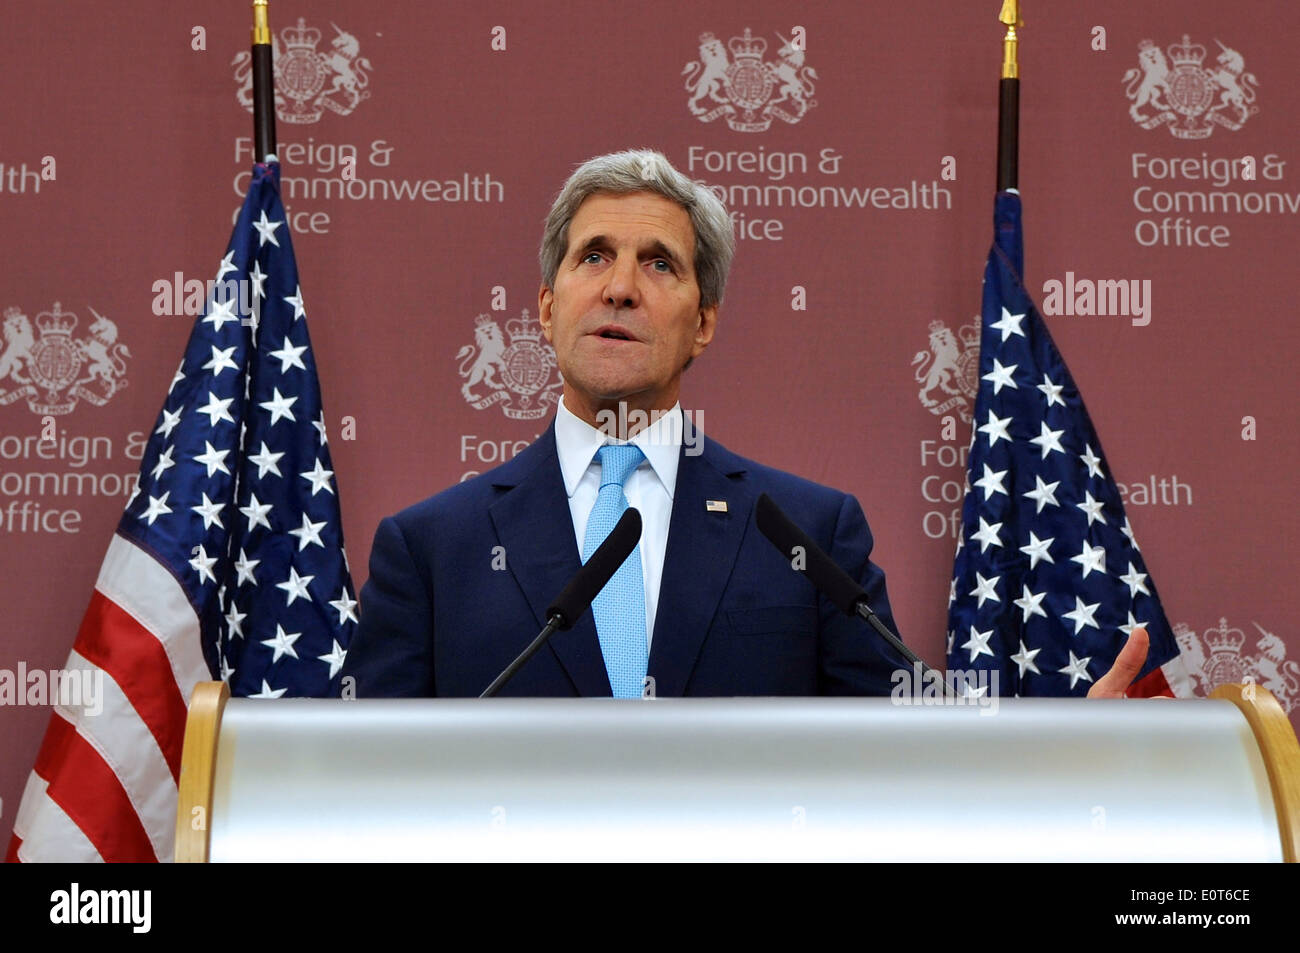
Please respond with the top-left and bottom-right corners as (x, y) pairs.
(581, 252), (602, 264)
(652, 259), (672, 272)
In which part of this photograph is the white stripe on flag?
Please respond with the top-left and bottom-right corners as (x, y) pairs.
(56, 650), (177, 862)
(12, 755), (106, 863)
(96, 533), (211, 690)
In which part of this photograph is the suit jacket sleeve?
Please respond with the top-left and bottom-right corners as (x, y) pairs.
(342, 515), (437, 697)
(817, 492), (911, 695)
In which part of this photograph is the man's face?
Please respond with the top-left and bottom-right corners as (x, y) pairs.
(538, 190), (718, 424)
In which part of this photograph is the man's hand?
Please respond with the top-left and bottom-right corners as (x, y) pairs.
(1086, 626), (1149, 698)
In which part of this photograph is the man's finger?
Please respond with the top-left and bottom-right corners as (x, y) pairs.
(1087, 626), (1149, 698)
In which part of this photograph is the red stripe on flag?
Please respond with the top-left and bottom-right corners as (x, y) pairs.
(32, 712), (159, 862)
(1126, 665), (1173, 698)
(74, 590), (189, 781)
(4, 835), (19, 863)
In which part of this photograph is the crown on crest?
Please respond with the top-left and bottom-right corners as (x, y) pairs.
(729, 28), (767, 60)
(36, 302), (77, 336)
(506, 309), (540, 342)
(3, 305), (23, 321)
(1204, 617), (1244, 653)
(282, 17), (321, 51)
(1167, 34), (1206, 67)
(473, 312), (495, 328)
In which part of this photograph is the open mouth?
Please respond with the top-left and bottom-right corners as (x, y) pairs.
(593, 325), (636, 341)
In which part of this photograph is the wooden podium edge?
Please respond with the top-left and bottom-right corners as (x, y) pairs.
(1211, 682), (1300, 863)
(174, 681), (230, 863)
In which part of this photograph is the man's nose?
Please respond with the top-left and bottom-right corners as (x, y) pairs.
(603, 254), (640, 309)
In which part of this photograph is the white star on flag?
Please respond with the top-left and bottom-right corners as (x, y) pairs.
(1037, 374), (1066, 407)
(240, 492), (274, 532)
(288, 513), (327, 551)
(1023, 475), (1060, 513)
(990, 307), (1026, 342)
(1029, 421), (1065, 460)
(196, 391), (235, 427)
(259, 387), (297, 425)
(233, 548), (260, 586)
(193, 440), (231, 477)
(1058, 651), (1094, 689)
(982, 358), (1019, 393)
(141, 491), (173, 526)
(253, 209), (283, 247)
(155, 406), (183, 439)
(300, 459), (335, 496)
(189, 545), (218, 585)
(318, 640), (348, 679)
(261, 624), (302, 662)
(284, 285), (306, 320)
(1014, 584), (1048, 623)
(1019, 532), (1055, 569)
(1118, 562), (1150, 598)
(277, 566), (315, 606)
(329, 590), (359, 625)
(248, 441), (284, 479)
(969, 572), (1000, 608)
(961, 625), (995, 662)
(202, 344), (240, 377)
(973, 463), (1008, 501)
(191, 493), (225, 530)
(1062, 596), (1102, 635)
(1010, 640), (1042, 676)
(150, 445), (177, 481)
(979, 410), (1013, 447)
(203, 295), (240, 332)
(268, 338), (308, 372)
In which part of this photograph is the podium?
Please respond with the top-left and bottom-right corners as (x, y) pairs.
(175, 684), (1299, 861)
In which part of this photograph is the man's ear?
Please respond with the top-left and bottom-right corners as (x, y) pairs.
(692, 303), (719, 358)
(538, 285), (554, 342)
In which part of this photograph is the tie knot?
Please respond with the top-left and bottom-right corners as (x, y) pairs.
(595, 443), (645, 489)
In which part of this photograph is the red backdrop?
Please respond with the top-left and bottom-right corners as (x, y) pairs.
(2, 0), (1297, 845)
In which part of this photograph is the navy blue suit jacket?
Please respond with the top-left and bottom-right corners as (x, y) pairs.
(342, 423), (908, 697)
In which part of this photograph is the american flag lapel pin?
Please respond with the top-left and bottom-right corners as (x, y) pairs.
(705, 500), (728, 513)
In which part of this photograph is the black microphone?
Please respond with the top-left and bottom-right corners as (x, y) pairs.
(481, 508), (642, 698)
(755, 492), (954, 695)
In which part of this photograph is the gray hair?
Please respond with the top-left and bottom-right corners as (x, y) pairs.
(539, 149), (735, 308)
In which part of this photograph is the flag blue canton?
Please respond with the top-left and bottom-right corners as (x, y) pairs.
(119, 162), (355, 698)
(945, 192), (1182, 697)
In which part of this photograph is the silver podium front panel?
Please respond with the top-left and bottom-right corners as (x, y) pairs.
(208, 697), (1281, 862)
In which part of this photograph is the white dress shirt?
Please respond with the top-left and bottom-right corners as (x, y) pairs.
(554, 399), (681, 649)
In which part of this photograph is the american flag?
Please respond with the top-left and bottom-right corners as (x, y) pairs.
(945, 192), (1189, 698)
(7, 162), (356, 862)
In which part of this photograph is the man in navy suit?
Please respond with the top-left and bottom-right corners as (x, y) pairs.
(342, 150), (1149, 698)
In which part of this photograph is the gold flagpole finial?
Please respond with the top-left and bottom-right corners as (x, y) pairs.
(999, 0), (1022, 79)
(252, 0), (271, 46)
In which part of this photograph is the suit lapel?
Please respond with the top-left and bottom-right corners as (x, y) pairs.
(488, 428), (612, 696)
(648, 430), (751, 696)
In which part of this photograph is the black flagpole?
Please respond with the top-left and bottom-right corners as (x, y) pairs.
(996, 0), (1021, 192)
(252, 0), (277, 163)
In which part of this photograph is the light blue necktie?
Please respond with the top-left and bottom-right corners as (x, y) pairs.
(582, 444), (648, 698)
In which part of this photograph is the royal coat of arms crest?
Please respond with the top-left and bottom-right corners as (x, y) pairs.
(0, 303), (130, 416)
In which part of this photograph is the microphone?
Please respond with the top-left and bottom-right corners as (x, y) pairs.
(481, 508), (642, 698)
(755, 492), (954, 695)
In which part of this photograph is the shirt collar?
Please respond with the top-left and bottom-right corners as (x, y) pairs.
(554, 398), (682, 500)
